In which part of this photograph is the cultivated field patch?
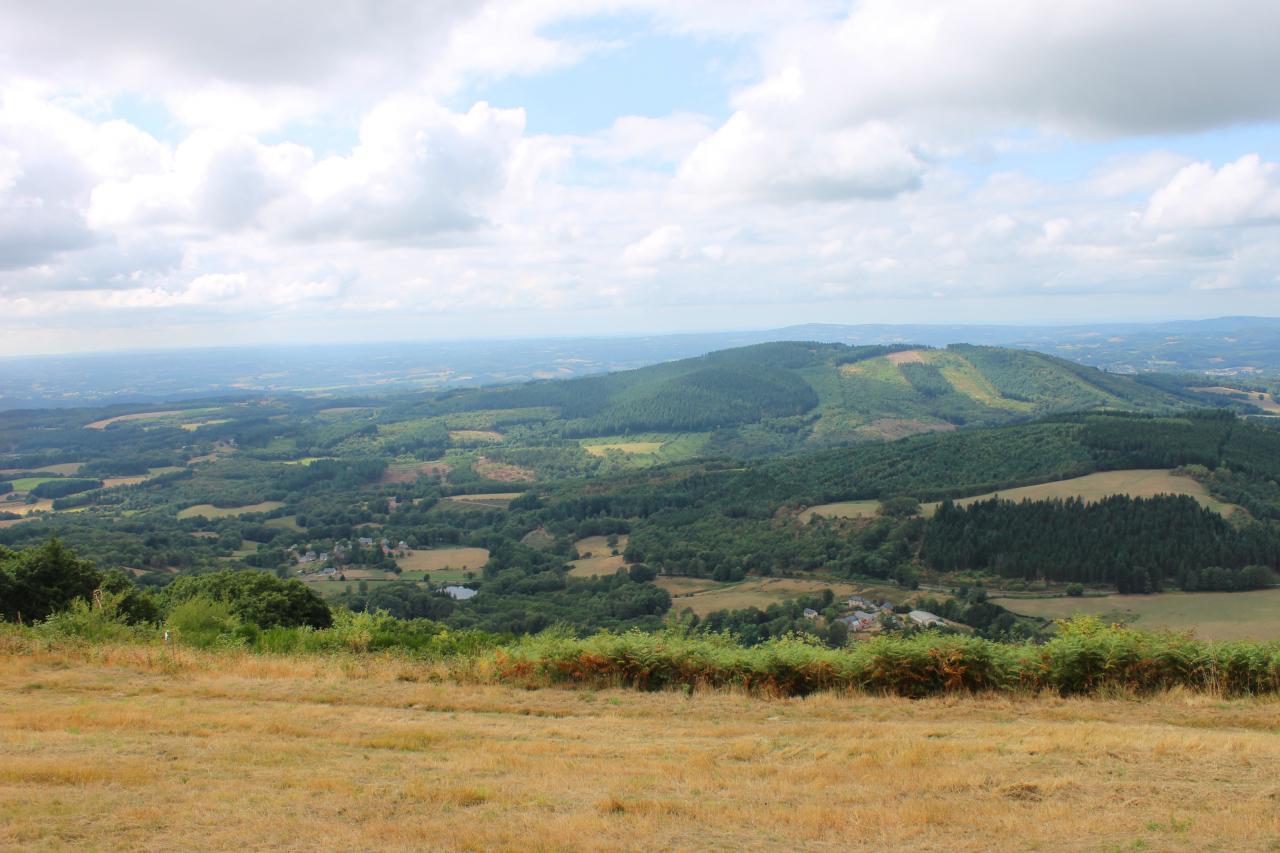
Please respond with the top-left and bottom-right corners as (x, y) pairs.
(176, 501), (286, 520)
(658, 577), (869, 617)
(441, 493), (521, 509)
(583, 441), (665, 457)
(84, 410), (187, 429)
(379, 461), (450, 484)
(568, 535), (630, 577)
(1191, 386), (1280, 414)
(473, 458), (535, 483)
(995, 588), (1280, 641)
(449, 429), (504, 443)
(396, 547), (491, 574)
(803, 469), (1240, 521)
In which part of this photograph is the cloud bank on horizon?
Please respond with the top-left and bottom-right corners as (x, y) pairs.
(1, 0), (1278, 354)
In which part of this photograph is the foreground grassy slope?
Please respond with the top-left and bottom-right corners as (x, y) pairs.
(2, 643), (1278, 852)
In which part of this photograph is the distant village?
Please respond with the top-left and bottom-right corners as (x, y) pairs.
(809, 594), (945, 634)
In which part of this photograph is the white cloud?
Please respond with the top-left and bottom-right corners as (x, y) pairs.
(623, 224), (685, 267)
(1144, 155), (1280, 230)
(679, 115), (922, 203)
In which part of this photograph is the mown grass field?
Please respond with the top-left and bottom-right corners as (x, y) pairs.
(803, 469), (1238, 521)
(579, 433), (710, 467)
(568, 535), (630, 577)
(656, 577), (897, 617)
(1, 644), (1277, 851)
(995, 589), (1280, 641)
(396, 547), (490, 574)
(176, 501), (286, 520)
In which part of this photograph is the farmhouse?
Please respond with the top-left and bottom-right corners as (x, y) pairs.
(846, 595), (874, 609)
(838, 610), (877, 630)
(442, 585), (478, 601)
(909, 610), (944, 628)
(803, 608), (819, 620)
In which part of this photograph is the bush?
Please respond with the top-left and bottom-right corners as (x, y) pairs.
(162, 570), (332, 629)
(1065, 583), (1084, 597)
(166, 597), (250, 648)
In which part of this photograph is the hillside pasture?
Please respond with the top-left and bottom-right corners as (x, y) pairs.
(176, 501), (286, 520)
(579, 433), (710, 467)
(802, 469), (1239, 521)
(583, 441), (664, 457)
(397, 547), (491, 574)
(379, 461), (450, 484)
(1191, 385), (1280, 414)
(473, 458), (535, 483)
(994, 588), (1280, 641)
(0, 463), (83, 476)
(83, 409), (190, 429)
(3, 647), (1278, 852)
(658, 577), (867, 617)
(569, 535), (630, 577)
(441, 493), (521, 510)
(449, 429), (503, 443)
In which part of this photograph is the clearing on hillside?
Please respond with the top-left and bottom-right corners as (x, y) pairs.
(885, 349), (925, 365)
(441, 492), (521, 509)
(568, 535), (630, 577)
(396, 547), (491, 573)
(176, 501), (286, 520)
(583, 441), (665, 457)
(802, 469), (1239, 521)
(379, 461), (450, 484)
(1191, 386), (1280, 414)
(449, 429), (504, 443)
(84, 410), (186, 429)
(994, 588), (1280, 641)
(0, 462), (84, 476)
(657, 577), (893, 617)
(473, 458), (535, 483)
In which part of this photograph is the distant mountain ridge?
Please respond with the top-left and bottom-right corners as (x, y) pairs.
(404, 340), (1203, 454)
(2, 316), (1275, 410)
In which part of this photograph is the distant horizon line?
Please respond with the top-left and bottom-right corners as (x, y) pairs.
(2, 314), (1277, 361)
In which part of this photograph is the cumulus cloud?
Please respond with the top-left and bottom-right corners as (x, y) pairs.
(680, 115), (923, 203)
(1144, 155), (1280, 230)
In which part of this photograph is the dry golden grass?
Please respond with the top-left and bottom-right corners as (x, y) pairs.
(449, 429), (504, 443)
(886, 349), (926, 365)
(1, 643), (1278, 851)
(473, 458), (535, 483)
(396, 547), (491, 573)
(804, 469), (1239, 522)
(176, 501), (286, 520)
(659, 577), (872, 617)
(583, 442), (665, 457)
(569, 535), (631, 577)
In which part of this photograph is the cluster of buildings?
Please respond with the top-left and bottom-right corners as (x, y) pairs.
(805, 594), (946, 633)
(289, 536), (411, 575)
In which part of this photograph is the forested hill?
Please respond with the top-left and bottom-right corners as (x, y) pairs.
(394, 340), (1200, 451)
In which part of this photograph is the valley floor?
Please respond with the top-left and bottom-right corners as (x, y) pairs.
(1, 647), (1278, 851)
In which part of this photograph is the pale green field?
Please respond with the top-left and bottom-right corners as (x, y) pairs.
(802, 469), (1238, 522)
(4, 477), (60, 492)
(177, 501), (286, 520)
(579, 433), (710, 467)
(995, 589), (1280, 641)
(656, 577), (901, 618)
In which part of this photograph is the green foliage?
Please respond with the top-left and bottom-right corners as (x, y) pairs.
(0, 540), (105, 623)
(29, 478), (104, 499)
(494, 618), (1280, 698)
(922, 495), (1280, 591)
(162, 570), (332, 629)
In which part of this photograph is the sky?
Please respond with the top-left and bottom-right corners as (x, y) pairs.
(1, 0), (1279, 355)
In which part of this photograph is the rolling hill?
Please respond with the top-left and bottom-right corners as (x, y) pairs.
(398, 340), (1204, 456)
